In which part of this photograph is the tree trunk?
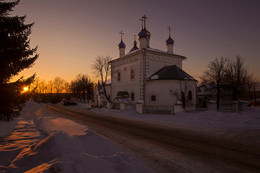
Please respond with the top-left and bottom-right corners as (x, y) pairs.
(83, 89), (86, 103)
(102, 83), (110, 102)
(217, 81), (220, 110)
(232, 85), (238, 101)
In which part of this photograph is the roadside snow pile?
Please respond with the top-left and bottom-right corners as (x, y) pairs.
(0, 101), (152, 173)
(0, 101), (42, 138)
(6, 130), (146, 173)
(89, 105), (260, 130)
(0, 118), (42, 170)
(0, 118), (19, 138)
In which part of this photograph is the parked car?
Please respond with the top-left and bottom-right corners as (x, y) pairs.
(62, 99), (77, 106)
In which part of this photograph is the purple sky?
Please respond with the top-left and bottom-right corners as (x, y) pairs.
(12, 0), (260, 81)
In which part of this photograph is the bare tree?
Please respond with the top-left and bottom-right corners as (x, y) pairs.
(245, 73), (257, 101)
(48, 80), (54, 94)
(30, 77), (40, 93)
(53, 77), (65, 94)
(92, 56), (112, 102)
(63, 81), (70, 93)
(225, 56), (249, 100)
(201, 57), (227, 110)
(70, 74), (94, 103)
(38, 79), (47, 93)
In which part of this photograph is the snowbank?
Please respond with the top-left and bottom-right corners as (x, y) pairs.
(0, 118), (19, 138)
(66, 103), (260, 148)
(88, 105), (260, 130)
(0, 101), (152, 173)
(8, 131), (148, 173)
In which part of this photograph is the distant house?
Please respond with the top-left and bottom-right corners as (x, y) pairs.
(109, 16), (197, 113)
(197, 84), (232, 110)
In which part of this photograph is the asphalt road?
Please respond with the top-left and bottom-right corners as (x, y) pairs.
(46, 105), (260, 173)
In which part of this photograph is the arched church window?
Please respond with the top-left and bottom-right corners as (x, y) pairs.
(151, 95), (156, 101)
(188, 91), (192, 100)
(118, 72), (121, 81)
(130, 69), (134, 79)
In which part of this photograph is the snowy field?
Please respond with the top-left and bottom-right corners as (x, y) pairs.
(1, 101), (260, 173)
(0, 101), (152, 173)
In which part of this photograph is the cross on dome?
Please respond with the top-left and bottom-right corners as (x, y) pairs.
(143, 15), (147, 28)
(139, 15), (147, 29)
(119, 30), (124, 40)
(139, 17), (144, 29)
(118, 30), (126, 49)
(167, 26), (172, 37)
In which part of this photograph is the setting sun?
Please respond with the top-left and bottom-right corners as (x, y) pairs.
(23, 87), (28, 92)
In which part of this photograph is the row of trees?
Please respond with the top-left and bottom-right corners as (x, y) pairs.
(29, 75), (95, 103)
(70, 74), (95, 103)
(27, 55), (112, 104)
(201, 56), (258, 110)
(30, 77), (69, 94)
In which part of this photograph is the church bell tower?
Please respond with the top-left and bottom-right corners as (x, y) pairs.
(138, 15), (151, 49)
(118, 30), (126, 57)
(166, 26), (174, 54)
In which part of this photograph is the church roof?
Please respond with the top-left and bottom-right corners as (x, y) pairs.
(118, 40), (126, 48)
(138, 28), (147, 38)
(130, 45), (138, 52)
(166, 36), (174, 45)
(116, 47), (186, 61)
(147, 65), (196, 81)
(129, 40), (138, 52)
(138, 27), (151, 39)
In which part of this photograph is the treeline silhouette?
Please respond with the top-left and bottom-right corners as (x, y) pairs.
(28, 75), (95, 104)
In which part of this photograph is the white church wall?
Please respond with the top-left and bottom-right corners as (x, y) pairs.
(145, 81), (180, 106)
(111, 54), (142, 102)
(145, 80), (197, 106)
(145, 52), (183, 78)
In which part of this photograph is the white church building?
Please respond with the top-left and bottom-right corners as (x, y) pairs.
(109, 16), (197, 113)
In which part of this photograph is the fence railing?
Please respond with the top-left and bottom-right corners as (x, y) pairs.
(143, 105), (174, 114)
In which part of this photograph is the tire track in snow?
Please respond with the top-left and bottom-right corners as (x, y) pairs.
(47, 105), (260, 173)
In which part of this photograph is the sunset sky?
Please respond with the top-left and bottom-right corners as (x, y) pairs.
(12, 0), (260, 82)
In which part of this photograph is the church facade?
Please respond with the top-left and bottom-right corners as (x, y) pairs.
(110, 16), (197, 112)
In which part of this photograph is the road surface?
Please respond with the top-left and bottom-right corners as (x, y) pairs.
(46, 105), (260, 173)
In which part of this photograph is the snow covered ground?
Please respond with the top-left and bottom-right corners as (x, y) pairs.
(65, 102), (260, 147)
(1, 101), (260, 172)
(0, 101), (152, 173)
(70, 102), (260, 130)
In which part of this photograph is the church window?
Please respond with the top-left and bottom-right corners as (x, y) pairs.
(130, 69), (134, 79)
(118, 72), (121, 81)
(188, 91), (192, 100)
(151, 95), (156, 101)
(131, 92), (134, 101)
